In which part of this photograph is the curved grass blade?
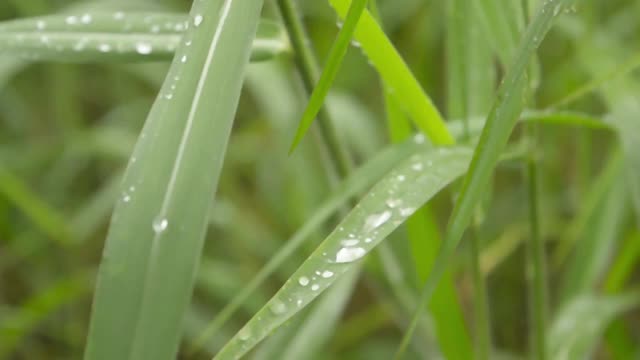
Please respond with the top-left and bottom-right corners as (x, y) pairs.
(548, 291), (640, 359)
(189, 138), (423, 353)
(0, 13), (287, 63)
(288, 0), (368, 152)
(327, 0), (454, 145)
(213, 146), (475, 359)
(83, 0), (265, 359)
(394, 1), (576, 357)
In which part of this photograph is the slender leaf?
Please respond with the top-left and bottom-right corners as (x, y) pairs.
(327, 0), (454, 145)
(395, 1), (575, 357)
(84, 1), (264, 359)
(0, 13), (287, 63)
(289, 0), (369, 152)
(214, 146), (475, 359)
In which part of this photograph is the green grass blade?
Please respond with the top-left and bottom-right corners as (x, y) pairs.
(0, 13), (287, 63)
(548, 291), (640, 359)
(394, 1), (575, 357)
(213, 146), (474, 359)
(83, 1), (265, 359)
(189, 139), (422, 352)
(327, 0), (454, 145)
(288, 0), (369, 153)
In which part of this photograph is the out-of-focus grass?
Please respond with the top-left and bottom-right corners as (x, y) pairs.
(0, 0), (639, 359)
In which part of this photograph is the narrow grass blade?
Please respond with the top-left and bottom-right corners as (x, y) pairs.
(327, 0), (454, 145)
(189, 139), (423, 352)
(394, 1), (575, 357)
(0, 13), (287, 63)
(288, 0), (369, 152)
(83, 1), (265, 359)
(214, 146), (474, 359)
(548, 291), (640, 359)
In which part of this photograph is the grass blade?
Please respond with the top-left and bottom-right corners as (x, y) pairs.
(288, 0), (368, 152)
(83, 1), (265, 359)
(327, 0), (454, 145)
(0, 13), (287, 63)
(394, 1), (575, 357)
(214, 146), (475, 359)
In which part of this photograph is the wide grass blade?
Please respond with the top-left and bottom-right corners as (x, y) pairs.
(327, 0), (454, 145)
(214, 146), (475, 359)
(0, 13), (287, 63)
(83, 0), (264, 359)
(288, 0), (368, 152)
(395, 0), (575, 357)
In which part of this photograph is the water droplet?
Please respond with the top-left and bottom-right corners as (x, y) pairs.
(321, 270), (334, 278)
(363, 210), (391, 232)
(98, 43), (111, 52)
(193, 14), (204, 27)
(296, 299), (303, 306)
(114, 12), (125, 20)
(400, 207), (416, 217)
(151, 25), (160, 33)
(123, 194), (131, 202)
(270, 300), (286, 314)
(153, 217), (168, 233)
(341, 239), (359, 246)
(364, 237), (373, 243)
(311, 284), (320, 291)
(238, 327), (251, 341)
(397, 175), (406, 181)
(412, 163), (423, 171)
(298, 276), (309, 286)
(335, 247), (366, 263)
(36, 20), (45, 30)
(180, 55), (187, 63)
(81, 14), (92, 24)
(386, 198), (402, 208)
(136, 42), (153, 55)
(414, 133), (425, 144)
(65, 16), (78, 25)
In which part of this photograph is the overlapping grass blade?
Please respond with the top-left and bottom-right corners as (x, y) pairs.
(288, 0), (368, 152)
(213, 146), (475, 359)
(394, 1), (575, 357)
(327, 0), (454, 145)
(0, 13), (287, 63)
(83, 0), (265, 359)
